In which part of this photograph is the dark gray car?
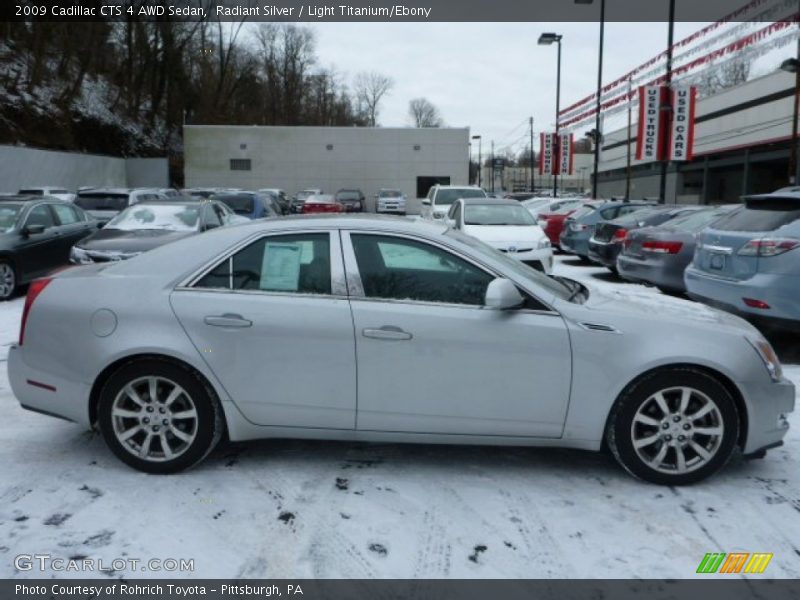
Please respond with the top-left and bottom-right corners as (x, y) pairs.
(617, 204), (738, 293)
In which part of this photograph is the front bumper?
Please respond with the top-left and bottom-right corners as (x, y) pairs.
(739, 375), (794, 455)
(8, 345), (92, 426)
(496, 247), (553, 274)
(587, 239), (622, 268)
(377, 202), (407, 214)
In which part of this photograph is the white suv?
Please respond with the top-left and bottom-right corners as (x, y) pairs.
(422, 185), (487, 220)
(74, 188), (166, 223)
(17, 186), (76, 203)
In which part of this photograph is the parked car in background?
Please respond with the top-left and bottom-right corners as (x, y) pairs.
(70, 199), (238, 264)
(335, 189), (366, 212)
(685, 191), (800, 332)
(376, 189), (407, 215)
(524, 197), (583, 220)
(447, 197), (553, 273)
(292, 189), (323, 213)
(505, 192), (537, 201)
(10, 215), (793, 483)
(618, 204), (738, 293)
(422, 185), (488, 220)
(212, 192), (280, 220)
(183, 188), (223, 199)
(588, 206), (701, 272)
(74, 188), (165, 224)
(158, 188), (181, 198)
(259, 189), (290, 214)
(302, 194), (345, 214)
(560, 200), (655, 261)
(17, 186), (76, 203)
(0, 196), (96, 299)
(537, 205), (581, 249)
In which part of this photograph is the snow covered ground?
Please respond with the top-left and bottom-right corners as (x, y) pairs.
(0, 255), (798, 579)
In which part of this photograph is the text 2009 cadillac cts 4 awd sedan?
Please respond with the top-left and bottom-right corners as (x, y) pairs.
(9, 216), (794, 485)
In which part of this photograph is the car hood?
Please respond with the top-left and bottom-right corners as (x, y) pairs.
(77, 228), (196, 253)
(464, 224), (546, 243)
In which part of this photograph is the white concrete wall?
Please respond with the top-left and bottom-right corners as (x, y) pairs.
(183, 126), (470, 200)
(0, 146), (168, 193)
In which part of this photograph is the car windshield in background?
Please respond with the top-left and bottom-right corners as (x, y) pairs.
(18, 189), (44, 195)
(713, 198), (800, 232)
(570, 204), (599, 219)
(216, 195), (254, 215)
(663, 207), (731, 231)
(465, 204), (537, 226)
(337, 191), (361, 200)
(105, 204), (200, 232)
(75, 194), (129, 211)
(436, 189), (486, 206)
(0, 204), (22, 232)
(380, 190), (402, 198)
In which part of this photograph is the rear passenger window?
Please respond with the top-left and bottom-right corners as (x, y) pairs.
(25, 205), (55, 229)
(52, 204), (81, 225)
(195, 233), (331, 295)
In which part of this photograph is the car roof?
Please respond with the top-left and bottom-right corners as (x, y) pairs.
(130, 197), (208, 206)
(78, 188), (131, 194)
(745, 191), (800, 202)
(460, 197), (520, 206)
(0, 194), (70, 203)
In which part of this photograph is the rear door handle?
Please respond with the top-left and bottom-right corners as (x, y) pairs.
(204, 314), (252, 328)
(362, 326), (412, 341)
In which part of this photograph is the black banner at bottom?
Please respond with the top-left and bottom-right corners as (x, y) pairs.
(3, 580), (800, 600)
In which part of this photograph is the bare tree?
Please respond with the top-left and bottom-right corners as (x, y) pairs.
(696, 57), (751, 97)
(408, 97), (443, 128)
(354, 71), (393, 126)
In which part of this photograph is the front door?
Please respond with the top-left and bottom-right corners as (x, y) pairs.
(170, 231), (357, 429)
(342, 231), (572, 438)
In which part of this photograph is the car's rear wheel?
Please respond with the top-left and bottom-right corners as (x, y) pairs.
(98, 360), (223, 473)
(0, 260), (17, 301)
(606, 368), (739, 485)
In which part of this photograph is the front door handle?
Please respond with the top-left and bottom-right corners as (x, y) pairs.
(362, 326), (412, 341)
(204, 314), (252, 328)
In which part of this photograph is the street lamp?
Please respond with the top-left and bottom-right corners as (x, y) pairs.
(781, 57), (800, 184)
(574, 0), (604, 200)
(539, 32), (563, 197)
(471, 135), (482, 188)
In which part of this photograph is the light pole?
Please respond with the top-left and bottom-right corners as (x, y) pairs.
(575, 0), (604, 200)
(539, 32), (563, 198)
(781, 56), (800, 185)
(471, 135), (482, 188)
(658, 0), (676, 204)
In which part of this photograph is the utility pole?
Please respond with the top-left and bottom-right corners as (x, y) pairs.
(626, 77), (633, 200)
(490, 140), (495, 193)
(554, 39), (562, 198)
(529, 117), (535, 192)
(658, 0), (676, 204)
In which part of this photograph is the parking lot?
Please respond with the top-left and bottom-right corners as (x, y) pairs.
(1, 254), (798, 579)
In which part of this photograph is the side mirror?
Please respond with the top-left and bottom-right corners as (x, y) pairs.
(23, 224), (46, 236)
(421, 199), (431, 206)
(484, 278), (524, 310)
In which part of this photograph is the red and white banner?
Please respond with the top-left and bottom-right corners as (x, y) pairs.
(636, 86), (668, 162)
(558, 133), (574, 175)
(539, 133), (556, 176)
(669, 86), (697, 161)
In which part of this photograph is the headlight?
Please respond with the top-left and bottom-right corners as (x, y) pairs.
(746, 336), (783, 382)
(70, 246), (93, 265)
(538, 239), (551, 249)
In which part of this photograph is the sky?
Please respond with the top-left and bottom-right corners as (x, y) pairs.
(295, 22), (715, 157)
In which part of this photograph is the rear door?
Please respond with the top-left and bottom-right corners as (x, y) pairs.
(50, 203), (94, 260)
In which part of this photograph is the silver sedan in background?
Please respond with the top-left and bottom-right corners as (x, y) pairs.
(8, 216), (794, 484)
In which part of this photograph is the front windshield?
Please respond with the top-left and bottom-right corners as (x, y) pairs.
(380, 190), (402, 198)
(216, 195), (254, 215)
(337, 191), (361, 200)
(436, 188), (487, 206)
(75, 194), (129, 211)
(0, 205), (22, 232)
(445, 228), (576, 302)
(464, 204), (537, 226)
(105, 204), (200, 231)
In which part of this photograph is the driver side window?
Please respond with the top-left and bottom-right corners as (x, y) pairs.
(350, 234), (493, 306)
(25, 205), (55, 229)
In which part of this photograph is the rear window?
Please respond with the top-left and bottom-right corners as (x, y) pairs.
(75, 194), (129, 211)
(713, 200), (800, 232)
(380, 190), (402, 198)
(570, 204), (598, 220)
(216, 195), (254, 215)
(18, 189), (43, 195)
(664, 207), (731, 231)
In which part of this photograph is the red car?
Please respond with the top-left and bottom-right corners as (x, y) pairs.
(301, 194), (345, 214)
(538, 206), (578, 248)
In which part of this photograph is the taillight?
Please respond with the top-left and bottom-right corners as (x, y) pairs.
(738, 238), (800, 257)
(642, 240), (684, 254)
(612, 228), (628, 242)
(743, 297), (771, 310)
(19, 277), (52, 345)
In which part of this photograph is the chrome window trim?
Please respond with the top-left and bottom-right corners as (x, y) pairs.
(177, 228), (347, 298)
(340, 229), (559, 314)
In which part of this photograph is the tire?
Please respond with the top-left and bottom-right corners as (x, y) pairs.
(0, 259), (17, 301)
(98, 360), (223, 474)
(578, 255), (592, 264)
(605, 368), (739, 485)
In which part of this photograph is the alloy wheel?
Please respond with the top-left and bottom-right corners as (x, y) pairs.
(0, 263), (15, 299)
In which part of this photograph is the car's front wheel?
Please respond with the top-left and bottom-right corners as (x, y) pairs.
(98, 360), (223, 473)
(606, 368), (739, 485)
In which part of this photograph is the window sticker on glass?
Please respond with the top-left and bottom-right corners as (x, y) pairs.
(262, 242), (302, 291)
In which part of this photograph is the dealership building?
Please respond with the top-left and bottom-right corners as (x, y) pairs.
(183, 125), (470, 200)
(595, 69), (799, 203)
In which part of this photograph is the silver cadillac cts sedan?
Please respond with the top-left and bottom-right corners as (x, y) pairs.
(8, 216), (794, 484)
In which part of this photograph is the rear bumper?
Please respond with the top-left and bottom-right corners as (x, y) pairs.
(587, 240), (622, 268)
(8, 345), (92, 427)
(617, 254), (686, 291)
(685, 267), (800, 328)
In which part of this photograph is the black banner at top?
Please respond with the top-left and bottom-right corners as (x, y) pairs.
(3, 0), (800, 22)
